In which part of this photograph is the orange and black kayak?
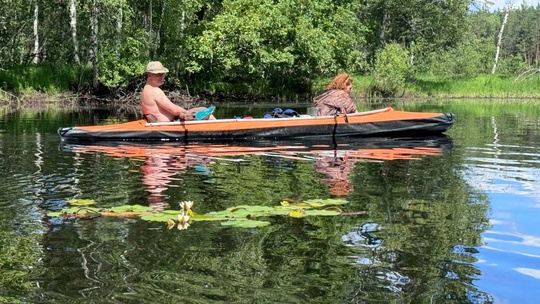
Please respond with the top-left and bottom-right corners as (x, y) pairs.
(57, 107), (455, 142)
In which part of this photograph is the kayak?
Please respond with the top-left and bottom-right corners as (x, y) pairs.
(57, 107), (455, 142)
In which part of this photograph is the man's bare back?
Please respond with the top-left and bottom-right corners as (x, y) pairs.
(141, 61), (215, 122)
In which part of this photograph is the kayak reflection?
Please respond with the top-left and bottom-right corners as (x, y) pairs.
(141, 153), (213, 209)
(59, 135), (453, 200)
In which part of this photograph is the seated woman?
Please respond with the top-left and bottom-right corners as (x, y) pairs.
(313, 73), (356, 116)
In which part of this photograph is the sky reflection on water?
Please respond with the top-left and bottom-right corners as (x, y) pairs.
(461, 139), (540, 303)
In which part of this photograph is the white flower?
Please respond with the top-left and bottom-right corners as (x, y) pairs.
(177, 213), (190, 230)
(179, 201), (194, 213)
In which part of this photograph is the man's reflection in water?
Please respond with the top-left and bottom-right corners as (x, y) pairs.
(315, 154), (356, 196)
(141, 153), (212, 210)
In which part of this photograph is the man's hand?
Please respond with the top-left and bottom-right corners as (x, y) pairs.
(178, 110), (194, 121)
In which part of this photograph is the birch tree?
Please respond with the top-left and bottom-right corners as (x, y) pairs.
(90, 0), (99, 89)
(492, 3), (514, 74)
(32, 0), (39, 64)
(69, 0), (80, 64)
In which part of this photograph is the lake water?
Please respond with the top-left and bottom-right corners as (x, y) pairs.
(0, 100), (538, 303)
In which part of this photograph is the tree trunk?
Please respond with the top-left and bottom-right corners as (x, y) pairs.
(492, 5), (512, 74)
(90, 0), (99, 89)
(117, 6), (123, 55)
(378, 1), (387, 51)
(154, 0), (166, 58)
(33, 1), (39, 64)
(69, 0), (81, 64)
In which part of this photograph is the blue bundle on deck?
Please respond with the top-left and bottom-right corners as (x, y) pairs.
(263, 108), (299, 118)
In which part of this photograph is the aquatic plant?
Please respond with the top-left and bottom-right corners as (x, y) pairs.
(47, 198), (363, 229)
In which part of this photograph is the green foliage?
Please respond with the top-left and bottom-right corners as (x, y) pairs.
(369, 43), (409, 98)
(0, 64), (92, 93)
(184, 0), (365, 93)
(1, 0), (540, 97)
(416, 35), (495, 77)
(98, 37), (147, 88)
(496, 54), (532, 75)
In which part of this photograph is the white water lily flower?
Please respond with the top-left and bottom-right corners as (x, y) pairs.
(179, 201), (194, 213)
(177, 221), (190, 230)
(177, 213), (190, 230)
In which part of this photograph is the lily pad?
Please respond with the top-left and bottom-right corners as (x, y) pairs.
(303, 198), (348, 208)
(207, 205), (276, 219)
(46, 197), (359, 230)
(140, 213), (176, 222)
(304, 209), (341, 216)
(47, 207), (101, 217)
(67, 199), (97, 206)
(289, 209), (307, 218)
(109, 205), (154, 212)
(220, 219), (271, 228)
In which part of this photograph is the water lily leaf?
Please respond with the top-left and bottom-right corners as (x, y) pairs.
(304, 209), (341, 216)
(190, 213), (228, 221)
(67, 199), (97, 206)
(221, 219), (270, 228)
(48, 207), (100, 217)
(274, 204), (309, 211)
(140, 213), (176, 222)
(161, 210), (182, 215)
(207, 205), (275, 219)
(303, 198), (348, 208)
(110, 205), (154, 212)
(269, 208), (291, 216)
(289, 209), (307, 218)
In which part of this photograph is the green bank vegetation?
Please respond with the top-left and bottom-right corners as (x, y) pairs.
(1, 1), (540, 101)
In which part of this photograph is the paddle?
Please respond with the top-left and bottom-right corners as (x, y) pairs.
(194, 106), (215, 120)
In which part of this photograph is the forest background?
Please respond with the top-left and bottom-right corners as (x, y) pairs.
(1, 0), (540, 103)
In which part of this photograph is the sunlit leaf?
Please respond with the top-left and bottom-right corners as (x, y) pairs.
(191, 213), (228, 221)
(274, 204), (308, 211)
(110, 205), (154, 212)
(303, 198), (348, 208)
(221, 219), (271, 228)
(280, 201), (290, 206)
(304, 209), (341, 216)
(207, 205), (275, 219)
(47, 207), (100, 217)
(289, 209), (307, 218)
(140, 213), (176, 222)
(67, 199), (96, 206)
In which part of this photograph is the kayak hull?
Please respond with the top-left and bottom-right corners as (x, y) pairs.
(57, 107), (455, 142)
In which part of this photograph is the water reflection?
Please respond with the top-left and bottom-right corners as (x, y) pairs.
(141, 153), (213, 209)
(60, 135), (453, 202)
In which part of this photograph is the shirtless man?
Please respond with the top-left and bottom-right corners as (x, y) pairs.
(141, 61), (215, 122)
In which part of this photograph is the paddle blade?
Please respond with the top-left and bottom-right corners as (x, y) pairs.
(195, 106), (215, 120)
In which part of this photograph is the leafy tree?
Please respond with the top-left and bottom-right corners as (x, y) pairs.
(184, 0), (366, 93)
(368, 43), (409, 97)
(359, 0), (471, 62)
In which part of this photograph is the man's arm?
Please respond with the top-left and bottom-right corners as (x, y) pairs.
(154, 90), (193, 120)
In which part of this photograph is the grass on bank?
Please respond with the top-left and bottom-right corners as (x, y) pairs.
(314, 73), (540, 99)
(0, 64), (92, 95)
(404, 74), (540, 99)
